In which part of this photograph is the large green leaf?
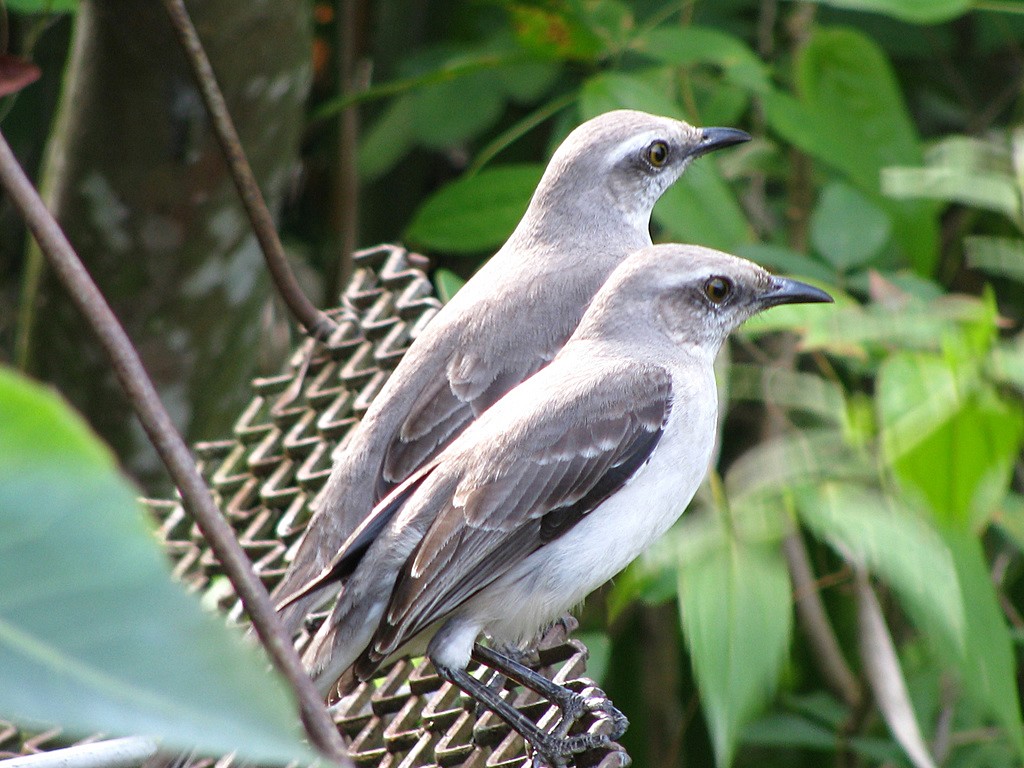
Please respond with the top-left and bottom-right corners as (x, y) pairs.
(653, 161), (753, 250)
(762, 27), (939, 274)
(727, 364), (847, 425)
(795, 483), (965, 654)
(680, 538), (792, 768)
(878, 354), (1024, 529)
(800, 0), (971, 24)
(0, 369), (314, 764)
(724, 429), (873, 502)
(938, 529), (1024, 759)
(405, 164), (545, 253)
(810, 181), (892, 270)
(578, 71), (685, 121)
(636, 26), (771, 95)
(6, 0), (77, 12)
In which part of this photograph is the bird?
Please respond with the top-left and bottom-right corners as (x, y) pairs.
(279, 243), (833, 766)
(272, 110), (752, 633)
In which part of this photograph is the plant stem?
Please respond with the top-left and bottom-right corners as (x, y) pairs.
(160, 0), (336, 342)
(0, 131), (349, 765)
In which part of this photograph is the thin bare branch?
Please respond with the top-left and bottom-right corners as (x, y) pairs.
(159, 0), (336, 342)
(855, 571), (938, 768)
(783, 523), (864, 709)
(0, 131), (349, 765)
(0, 737), (159, 768)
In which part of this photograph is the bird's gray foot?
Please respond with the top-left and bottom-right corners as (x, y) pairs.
(462, 644), (628, 765)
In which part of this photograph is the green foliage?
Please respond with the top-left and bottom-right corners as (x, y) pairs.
(405, 164), (544, 253)
(9, 0), (1024, 765)
(681, 536), (792, 768)
(0, 368), (314, 764)
(5, 0), (77, 13)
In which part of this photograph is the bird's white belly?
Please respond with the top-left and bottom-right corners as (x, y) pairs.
(464, 397), (716, 646)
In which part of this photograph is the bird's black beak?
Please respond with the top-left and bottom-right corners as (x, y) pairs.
(760, 276), (834, 308)
(689, 126), (751, 158)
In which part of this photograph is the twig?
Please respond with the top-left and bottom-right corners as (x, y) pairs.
(327, 0), (360, 302)
(159, 0), (336, 342)
(783, 522), (863, 709)
(0, 737), (159, 768)
(0, 131), (349, 765)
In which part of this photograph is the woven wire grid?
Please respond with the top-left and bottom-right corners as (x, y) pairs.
(0, 245), (629, 768)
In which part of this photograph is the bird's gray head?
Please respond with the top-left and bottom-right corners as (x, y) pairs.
(523, 110), (750, 240)
(576, 243), (833, 355)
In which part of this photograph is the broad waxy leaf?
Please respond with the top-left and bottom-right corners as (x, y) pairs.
(795, 483), (965, 654)
(725, 429), (873, 502)
(938, 529), (1024, 759)
(965, 236), (1024, 283)
(637, 26), (772, 95)
(878, 353), (1024, 529)
(728, 364), (847, 425)
(405, 164), (544, 253)
(579, 71), (685, 121)
(763, 27), (939, 274)
(434, 268), (466, 303)
(0, 369), (314, 764)
(883, 134), (1021, 225)
(680, 538), (792, 768)
(6, 0), (77, 12)
(801, 0), (971, 24)
(810, 182), (892, 270)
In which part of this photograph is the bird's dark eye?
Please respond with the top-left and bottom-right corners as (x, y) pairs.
(703, 276), (733, 304)
(646, 140), (669, 168)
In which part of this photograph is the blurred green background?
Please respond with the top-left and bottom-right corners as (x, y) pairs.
(3, 1), (1024, 766)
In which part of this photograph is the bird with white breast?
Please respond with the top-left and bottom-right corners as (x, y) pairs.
(280, 243), (832, 766)
(271, 111), (752, 634)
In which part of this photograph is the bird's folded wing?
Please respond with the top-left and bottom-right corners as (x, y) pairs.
(361, 361), (674, 667)
(382, 349), (554, 486)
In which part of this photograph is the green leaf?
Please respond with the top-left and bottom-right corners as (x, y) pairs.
(578, 71), (685, 121)
(509, 4), (605, 61)
(938, 528), (1024, 759)
(724, 429), (873, 502)
(653, 160), (753, 250)
(0, 369), (313, 764)
(882, 167), (1020, 223)
(800, 0), (971, 24)
(763, 27), (939, 274)
(810, 182), (892, 270)
(405, 164), (544, 253)
(882, 135), (1021, 225)
(965, 236), (1024, 283)
(410, 71), (505, 149)
(728, 364), (847, 424)
(358, 96), (416, 181)
(637, 26), (771, 95)
(680, 538), (792, 768)
(6, 0), (77, 12)
(734, 243), (837, 284)
(434, 268), (466, 303)
(795, 483), (965, 654)
(878, 354), (1024, 528)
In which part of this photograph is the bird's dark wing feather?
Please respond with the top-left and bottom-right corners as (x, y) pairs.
(381, 351), (553, 487)
(274, 464), (437, 612)
(357, 361), (673, 674)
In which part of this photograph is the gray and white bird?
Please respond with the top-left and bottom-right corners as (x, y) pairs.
(273, 110), (751, 632)
(280, 243), (832, 765)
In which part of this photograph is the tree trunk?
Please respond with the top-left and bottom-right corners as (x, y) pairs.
(24, 0), (311, 490)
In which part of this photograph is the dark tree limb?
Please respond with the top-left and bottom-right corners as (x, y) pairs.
(160, 0), (336, 342)
(0, 131), (349, 765)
